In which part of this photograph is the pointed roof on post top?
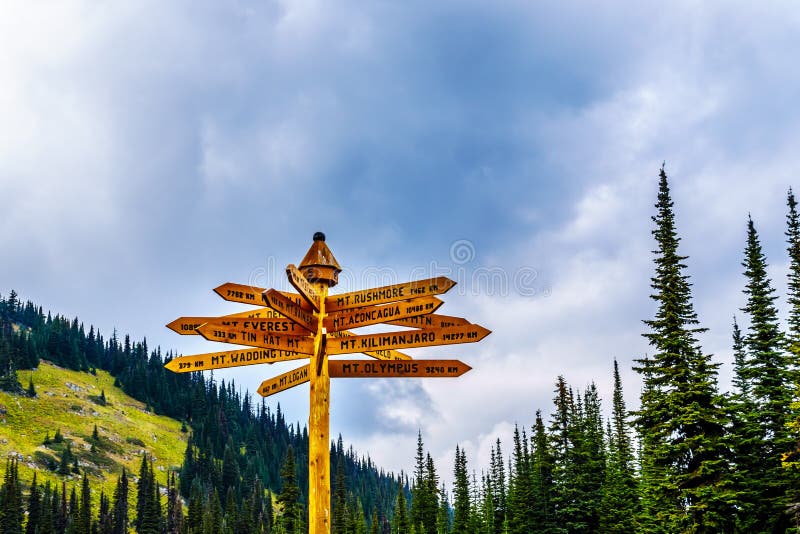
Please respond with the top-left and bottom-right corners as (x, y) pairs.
(299, 232), (341, 287)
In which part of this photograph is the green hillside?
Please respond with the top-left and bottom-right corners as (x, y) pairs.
(0, 360), (187, 502)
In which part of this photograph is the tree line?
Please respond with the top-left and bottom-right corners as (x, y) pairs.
(0, 292), (403, 530)
(4, 166), (800, 532)
(392, 168), (800, 533)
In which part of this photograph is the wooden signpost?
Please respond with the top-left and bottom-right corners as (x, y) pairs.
(165, 233), (490, 534)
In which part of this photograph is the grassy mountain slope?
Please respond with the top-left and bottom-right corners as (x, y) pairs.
(0, 360), (187, 503)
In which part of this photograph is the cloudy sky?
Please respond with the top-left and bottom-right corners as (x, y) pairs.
(3, 1), (800, 486)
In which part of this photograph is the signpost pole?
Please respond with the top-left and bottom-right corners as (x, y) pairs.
(299, 231), (341, 534)
(308, 280), (329, 534)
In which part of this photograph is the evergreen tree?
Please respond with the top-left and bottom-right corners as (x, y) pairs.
(98, 491), (113, 534)
(66, 486), (78, 534)
(488, 440), (505, 534)
(58, 444), (73, 476)
(436, 484), (449, 534)
(599, 360), (638, 532)
(411, 432), (427, 533)
(0, 459), (24, 534)
(424, 453), (440, 534)
(632, 166), (733, 532)
(277, 446), (302, 534)
(75, 471), (91, 534)
(135, 454), (153, 532)
(782, 187), (800, 519)
(531, 411), (556, 532)
(221, 439), (240, 494)
(370, 507), (380, 534)
(111, 467), (129, 534)
(786, 187), (800, 352)
(186, 478), (204, 534)
(738, 215), (794, 530)
(333, 459), (347, 534)
(452, 446), (471, 534)
(166, 473), (183, 534)
(394, 481), (410, 534)
(25, 472), (42, 534)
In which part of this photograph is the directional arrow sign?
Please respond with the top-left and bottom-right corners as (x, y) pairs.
(196, 322), (314, 353)
(201, 317), (309, 335)
(327, 330), (411, 361)
(262, 289), (317, 332)
(327, 324), (491, 355)
(324, 297), (443, 332)
(164, 347), (309, 373)
(329, 359), (471, 378)
(167, 307), (286, 335)
(385, 313), (470, 330)
(326, 276), (456, 312)
(214, 283), (314, 311)
(257, 364), (310, 398)
(286, 264), (321, 310)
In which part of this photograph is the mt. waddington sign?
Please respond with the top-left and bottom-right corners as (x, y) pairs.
(165, 233), (490, 534)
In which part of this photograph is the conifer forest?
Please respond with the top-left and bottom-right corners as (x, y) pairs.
(3, 168), (800, 533)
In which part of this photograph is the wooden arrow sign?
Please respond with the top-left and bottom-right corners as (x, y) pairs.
(215, 282), (313, 311)
(326, 276), (456, 312)
(214, 282), (269, 306)
(327, 330), (411, 361)
(167, 307), (286, 335)
(164, 347), (309, 373)
(329, 359), (471, 378)
(201, 317), (308, 335)
(257, 364), (310, 398)
(327, 324), (491, 355)
(262, 289), (317, 332)
(385, 313), (470, 330)
(287, 264), (321, 310)
(196, 322), (315, 354)
(324, 297), (444, 332)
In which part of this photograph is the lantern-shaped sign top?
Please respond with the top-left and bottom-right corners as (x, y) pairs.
(299, 231), (342, 287)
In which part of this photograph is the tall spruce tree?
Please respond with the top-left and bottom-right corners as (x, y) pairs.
(411, 432), (438, 534)
(0, 459), (23, 534)
(632, 166), (733, 532)
(782, 188), (800, 519)
(277, 446), (302, 534)
(786, 188), (800, 353)
(726, 316), (762, 529)
(75, 471), (91, 534)
(111, 467), (129, 534)
(531, 410), (556, 532)
(452, 446), (471, 534)
(333, 459), (347, 534)
(25, 472), (42, 534)
(739, 215), (794, 530)
(394, 481), (410, 534)
(599, 360), (638, 532)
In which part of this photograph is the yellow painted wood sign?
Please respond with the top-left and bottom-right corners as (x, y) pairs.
(257, 364), (310, 398)
(327, 324), (491, 355)
(287, 263), (322, 310)
(195, 322), (315, 353)
(164, 347), (309, 372)
(329, 359), (471, 378)
(325, 276), (456, 311)
(324, 296), (443, 331)
(262, 289), (317, 332)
